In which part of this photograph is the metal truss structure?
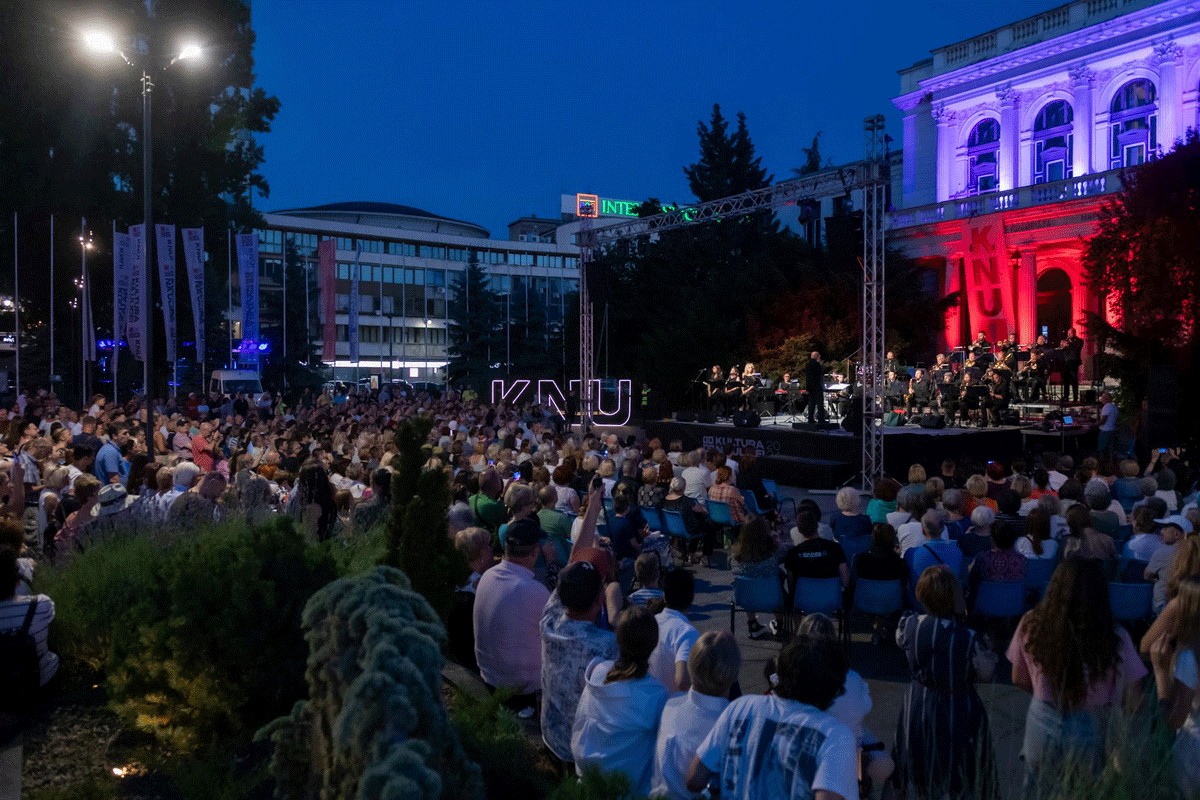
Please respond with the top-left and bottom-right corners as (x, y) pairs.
(576, 115), (889, 487)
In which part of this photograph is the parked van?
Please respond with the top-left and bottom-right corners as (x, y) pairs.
(209, 369), (263, 398)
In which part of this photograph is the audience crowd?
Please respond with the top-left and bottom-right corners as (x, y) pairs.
(2, 382), (1200, 799)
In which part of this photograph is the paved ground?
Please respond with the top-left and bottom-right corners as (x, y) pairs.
(685, 486), (1033, 799)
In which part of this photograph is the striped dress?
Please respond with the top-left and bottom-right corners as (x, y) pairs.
(893, 612), (997, 800)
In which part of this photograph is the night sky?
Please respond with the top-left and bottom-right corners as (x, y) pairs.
(254, 0), (1066, 237)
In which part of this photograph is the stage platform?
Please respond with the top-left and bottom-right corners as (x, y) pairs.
(645, 416), (1097, 490)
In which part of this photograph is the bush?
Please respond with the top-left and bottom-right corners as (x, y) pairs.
(257, 566), (483, 800)
(450, 689), (556, 798)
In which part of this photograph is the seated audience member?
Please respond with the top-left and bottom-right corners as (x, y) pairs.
(994, 489), (1026, 537)
(854, 523), (908, 584)
(0, 545), (58, 690)
(1011, 475), (1037, 515)
(971, 522), (1026, 585)
(735, 450), (775, 515)
(908, 510), (963, 581)
(1062, 504), (1117, 564)
(651, 631), (740, 800)
(956, 506), (996, 565)
(795, 498), (834, 543)
(1085, 479), (1122, 535)
(796, 614), (895, 790)
(1148, 520), (1197, 615)
(963, 474), (997, 516)
(1016, 507), (1058, 561)
(894, 493), (931, 554)
(680, 450), (713, 506)
(829, 486), (871, 541)
(686, 635), (857, 800)
(866, 477), (901, 525)
(627, 552), (665, 608)
(941, 489), (970, 540)
(1030, 468), (1056, 500)
(448, 527), (493, 671)
(984, 461), (1009, 500)
(730, 517), (788, 640)
(1146, 576), (1200, 795)
(1155, 468), (1180, 512)
(470, 469), (507, 533)
(784, 510), (849, 600)
(541, 560), (618, 768)
(473, 517), (550, 714)
(1111, 460), (1143, 511)
(1008, 558), (1147, 791)
(608, 492), (647, 564)
(637, 466), (667, 510)
(1125, 505), (1165, 563)
(707, 466), (746, 525)
(894, 566), (997, 799)
(572, 606), (670, 795)
(662, 477), (716, 566)
(536, 485), (573, 566)
(649, 570), (700, 692)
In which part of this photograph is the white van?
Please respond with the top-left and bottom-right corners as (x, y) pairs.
(209, 369), (264, 398)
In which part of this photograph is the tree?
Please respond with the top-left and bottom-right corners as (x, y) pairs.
(1083, 132), (1200, 431)
(796, 132), (825, 176)
(447, 252), (500, 388)
(0, 0), (280, 397)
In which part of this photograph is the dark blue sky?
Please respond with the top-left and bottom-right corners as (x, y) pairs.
(254, 0), (1064, 237)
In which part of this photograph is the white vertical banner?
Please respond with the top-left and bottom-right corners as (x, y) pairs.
(236, 233), (259, 365)
(348, 247), (361, 362)
(155, 224), (178, 363)
(181, 228), (205, 362)
(127, 224), (146, 361)
(113, 230), (132, 376)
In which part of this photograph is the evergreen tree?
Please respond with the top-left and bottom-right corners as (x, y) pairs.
(683, 105), (771, 201)
(797, 132), (824, 176)
(447, 251), (500, 388)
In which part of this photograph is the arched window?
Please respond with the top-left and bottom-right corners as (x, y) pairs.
(966, 118), (1000, 195)
(1109, 79), (1157, 168)
(1033, 100), (1074, 184)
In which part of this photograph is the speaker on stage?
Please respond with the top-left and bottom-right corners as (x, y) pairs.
(918, 414), (945, 429)
(676, 410), (696, 423)
(698, 411), (718, 424)
(732, 411), (760, 428)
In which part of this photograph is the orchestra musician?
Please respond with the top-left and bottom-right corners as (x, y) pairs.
(961, 353), (983, 381)
(1030, 334), (1049, 358)
(983, 368), (1012, 427)
(805, 352), (827, 423)
(970, 331), (992, 361)
(724, 366), (743, 411)
(884, 369), (908, 412)
(937, 370), (961, 427)
(883, 351), (902, 377)
(906, 368), (933, 418)
(741, 362), (761, 408)
(1014, 350), (1046, 402)
(997, 333), (1019, 372)
(1061, 327), (1084, 402)
(930, 353), (953, 385)
(959, 371), (984, 426)
(706, 365), (725, 411)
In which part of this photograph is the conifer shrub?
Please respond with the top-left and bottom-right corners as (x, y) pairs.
(257, 566), (484, 800)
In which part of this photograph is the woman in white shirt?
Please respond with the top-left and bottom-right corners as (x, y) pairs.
(1148, 576), (1200, 796)
(1016, 507), (1058, 560)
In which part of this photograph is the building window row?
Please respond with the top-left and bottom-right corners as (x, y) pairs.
(333, 325), (448, 345)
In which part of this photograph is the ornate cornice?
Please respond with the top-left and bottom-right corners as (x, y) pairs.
(1152, 38), (1184, 63)
(995, 83), (1020, 107)
(1067, 64), (1094, 86)
(893, 91), (930, 113)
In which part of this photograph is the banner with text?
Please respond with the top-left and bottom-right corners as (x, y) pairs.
(236, 234), (260, 362)
(155, 224), (178, 363)
(181, 228), (205, 362)
(348, 248), (361, 362)
(113, 231), (132, 368)
(961, 217), (1016, 345)
(127, 224), (146, 361)
(318, 239), (336, 361)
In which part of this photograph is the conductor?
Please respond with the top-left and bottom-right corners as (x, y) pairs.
(805, 351), (827, 423)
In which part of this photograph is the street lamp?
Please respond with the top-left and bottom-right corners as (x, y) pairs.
(79, 228), (95, 403)
(83, 21), (203, 460)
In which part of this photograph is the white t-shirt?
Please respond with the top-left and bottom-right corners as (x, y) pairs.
(1099, 402), (1118, 432)
(696, 694), (858, 800)
(651, 689), (729, 800)
(0, 594), (59, 685)
(1126, 533), (1164, 563)
(826, 669), (872, 742)
(1015, 536), (1058, 560)
(681, 466), (713, 505)
(648, 608), (700, 692)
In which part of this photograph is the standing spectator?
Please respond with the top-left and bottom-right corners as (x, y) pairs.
(686, 635), (857, 800)
(1096, 392), (1118, 458)
(1146, 576), (1200, 795)
(730, 517), (788, 639)
(291, 463), (337, 542)
(571, 606), (669, 795)
(1008, 558), (1147, 791)
(829, 487), (871, 541)
(651, 631), (740, 800)
(541, 560), (617, 769)
(648, 570), (700, 692)
(473, 517), (550, 716)
(893, 565), (998, 800)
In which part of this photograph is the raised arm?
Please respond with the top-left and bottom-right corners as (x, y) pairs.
(569, 476), (605, 562)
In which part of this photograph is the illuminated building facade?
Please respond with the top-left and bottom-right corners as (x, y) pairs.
(890, 0), (1200, 366)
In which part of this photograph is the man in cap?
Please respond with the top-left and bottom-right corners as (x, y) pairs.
(1146, 514), (1194, 614)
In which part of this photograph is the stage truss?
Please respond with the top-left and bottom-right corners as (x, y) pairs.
(576, 115), (889, 488)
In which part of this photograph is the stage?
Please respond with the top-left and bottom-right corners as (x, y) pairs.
(645, 416), (1097, 490)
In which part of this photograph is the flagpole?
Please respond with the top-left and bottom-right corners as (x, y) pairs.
(80, 216), (87, 403)
(49, 215), (55, 392)
(282, 235), (288, 387)
(112, 220), (118, 405)
(227, 226), (233, 368)
(12, 212), (18, 398)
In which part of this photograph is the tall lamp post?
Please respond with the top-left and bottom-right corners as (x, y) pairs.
(83, 25), (202, 460)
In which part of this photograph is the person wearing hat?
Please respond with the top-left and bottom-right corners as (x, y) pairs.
(1147, 515), (1195, 614)
(473, 514), (550, 717)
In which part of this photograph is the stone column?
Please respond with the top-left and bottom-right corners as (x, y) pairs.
(1153, 41), (1183, 151)
(1069, 65), (1094, 176)
(1018, 251), (1038, 344)
(934, 105), (955, 202)
(897, 95), (923, 206)
(997, 84), (1020, 191)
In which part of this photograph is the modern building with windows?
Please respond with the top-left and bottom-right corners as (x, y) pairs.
(254, 201), (580, 382)
(889, 0), (1200, 363)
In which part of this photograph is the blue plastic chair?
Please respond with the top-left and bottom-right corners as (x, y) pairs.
(973, 581), (1026, 620)
(640, 505), (665, 533)
(839, 536), (872, 569)
(740, 489), (764, 517)
(792, 577), (848, 646)
(1023, 557), (1056, 602)
(707, 499), (737, 545)
(1110, 581), (1153, 622)
(761, 478), (797, 519)
(662, 510), (700, 550)
(1118, 557), (1150, 583)
(730, 576), (786, 634)
(852, 578), (903, 616)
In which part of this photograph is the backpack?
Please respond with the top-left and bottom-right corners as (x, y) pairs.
(0, 598), (42, 741)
